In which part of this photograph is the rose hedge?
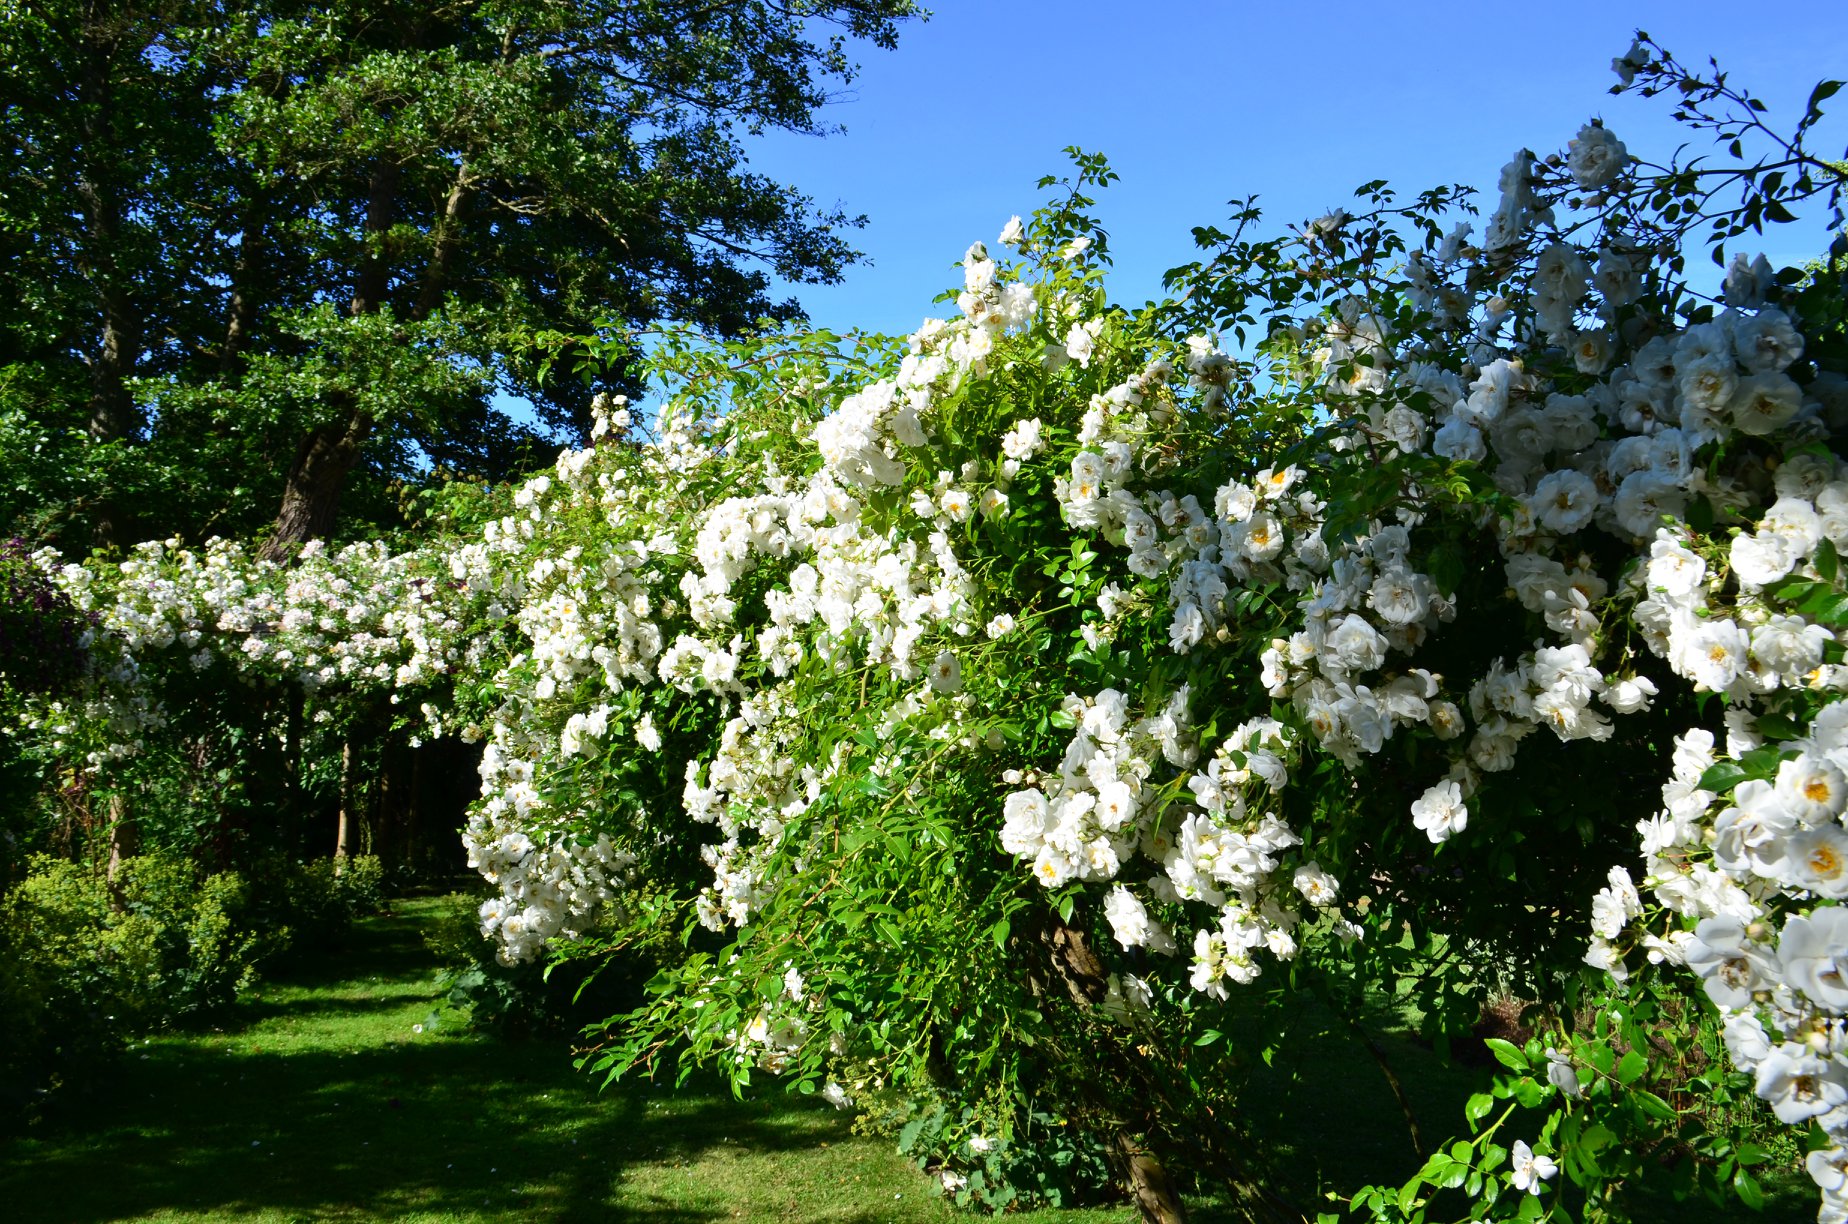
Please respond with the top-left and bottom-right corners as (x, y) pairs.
(17, 34), (1848, 1224)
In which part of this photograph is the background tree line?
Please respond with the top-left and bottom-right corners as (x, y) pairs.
(0, 0), (920, 918)
(0, 0), (919, 555)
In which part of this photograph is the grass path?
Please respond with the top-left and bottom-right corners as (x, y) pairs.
(2, 899), (1814, 1222)
(0, 898), (1129, 1224)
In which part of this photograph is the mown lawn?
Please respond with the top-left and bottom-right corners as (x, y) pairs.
(0, 897), (1814, 1223)
(0, 897), (1126, 1223)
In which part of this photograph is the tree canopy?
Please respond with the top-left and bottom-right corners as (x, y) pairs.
(0, 0), (921, 552)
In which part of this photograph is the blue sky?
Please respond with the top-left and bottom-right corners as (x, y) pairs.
(739, 1), (1848, 337)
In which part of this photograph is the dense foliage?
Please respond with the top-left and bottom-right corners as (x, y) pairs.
(8, 30), (1848, 1224)
(0, 0), (920, 552)
(0, 849), (384, 1126)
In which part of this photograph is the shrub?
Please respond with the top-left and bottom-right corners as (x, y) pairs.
(422, 888), (669, 1038)
(0, 850), (362, 1125)
(14, 32), (1848, 1223)
(0, 537), (94, 697)
(333, 854), (388, 915)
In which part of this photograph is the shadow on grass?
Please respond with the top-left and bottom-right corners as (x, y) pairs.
(0, 903), (875, 1224)
(8, 897), (1807, 1223)
(2, 1043), (859, 1222)
(229, 990), (442, 1025)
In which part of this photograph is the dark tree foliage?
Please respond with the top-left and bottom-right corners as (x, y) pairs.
(0, 0), (920, 552)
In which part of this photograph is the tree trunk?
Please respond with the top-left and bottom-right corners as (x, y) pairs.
(1039, 912), (1191, 1224)
(1038, 909), (1308, 1224)
(221, 188), (269, 379)
(104, 791), (137, 912)
(262, 158), (398, 557)
(282, 683), (304, 849)
(1113, 1136), (1188, 1224)
(371, 746), (389, 859)
(77, 16), (142, 548)
(259, 404), (373, 561)
(350, 160), (400, 317)
(333, 738), (354, 869)
(414, 165), (471, 322)
(405, 741), (425, 873)
(87, 289), (139, 445)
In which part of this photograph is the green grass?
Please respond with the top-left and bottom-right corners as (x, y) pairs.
(0, 900), (1816, 1222)
(0, 898), (1128, 1223)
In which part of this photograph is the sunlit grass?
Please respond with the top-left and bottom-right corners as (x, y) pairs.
(0, 898), (1811, 1222)
(0, 897), (1127, 1223)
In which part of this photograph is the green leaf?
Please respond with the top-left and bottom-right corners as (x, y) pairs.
(1485, 1038), (1530, 1072)
(1756, 712), (1803, 741)
(1734, 1167), (1765, 1211)
(1634, 1090), (1678, 1123)
(1812, 593), (1848, 627)
(1697, 761), (1751, 793)
(1731, 745), (1786, 783)
(1194, 1030), (1223, 1047)
(1766, 576), (1825, 603)
(1815, 536), (1840, 584)
(1427, 542), (1464, 597)
(1433, 1155), (1469, 1190)
(1615, 1049), (1648, 1085)
(1735, 1141), (1771, 1166)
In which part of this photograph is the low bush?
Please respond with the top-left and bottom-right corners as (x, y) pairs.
(0, 850), (387, 1126)
(255, 852), (388, 954)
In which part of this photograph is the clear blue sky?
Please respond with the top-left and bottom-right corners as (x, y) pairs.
(502, 3), (1845, 434)
(740, 1), (1848, 337)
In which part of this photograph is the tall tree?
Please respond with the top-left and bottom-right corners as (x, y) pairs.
(1, 0), (229, 545)
(0, 0), (921, 552)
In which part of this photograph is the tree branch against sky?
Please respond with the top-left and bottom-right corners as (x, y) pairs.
(739, 1), (1848, 339)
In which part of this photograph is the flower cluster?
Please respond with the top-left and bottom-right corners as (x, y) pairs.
(437, 106), (1848, 1209)
(1583, 477), (1848, 1213)
(21, 535), (501, 770)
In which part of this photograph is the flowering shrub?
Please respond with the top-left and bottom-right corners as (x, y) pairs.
(13, 530), (511, 872)
(0, 535), (99, 878)
(12, 33), (1848, 1224)
(0, 536), (95, 696)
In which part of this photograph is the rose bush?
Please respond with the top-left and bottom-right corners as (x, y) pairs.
(13, 33), (1848, 1224)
